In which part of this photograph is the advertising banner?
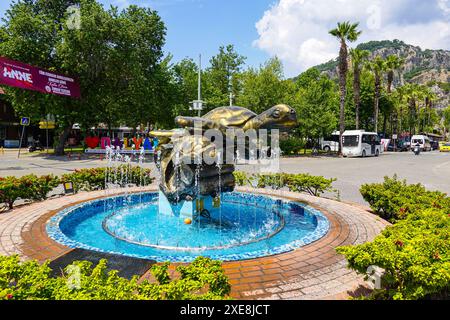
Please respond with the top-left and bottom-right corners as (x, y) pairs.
(0, 56), (80, 98)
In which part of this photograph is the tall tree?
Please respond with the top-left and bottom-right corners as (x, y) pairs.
(349, 48), (370, 129)
(329, 21), (362, 155)
(367, 56), (386, 132)
(204, 45), (246, 109)
(236, 57), (292, 113)
(288, 68), (338, 148)
(385, 55), (404, 93)
(0, 0), (167, 154)
(442, 106), (450, 138)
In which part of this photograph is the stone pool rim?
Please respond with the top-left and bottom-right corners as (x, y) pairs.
(46, 191), (330, 262)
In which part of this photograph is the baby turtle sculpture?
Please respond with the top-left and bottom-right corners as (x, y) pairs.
(150, 104), (297, 203)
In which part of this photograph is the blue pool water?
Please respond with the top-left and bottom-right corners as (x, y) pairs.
(47, 192), (329, 262)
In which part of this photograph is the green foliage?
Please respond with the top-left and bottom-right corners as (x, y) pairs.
(337, 210), (450, 300)
(288, 68), (339, 141)
(61, 166), (153, 192)
(232, 171), (251, 186)
(236, 57), (294, 114)
(356, 39), (407, 52)
(0, 174), (60, 209)
(360, 175), (450, 222)
(233, 171), (336, 197)
(0, 0), (167, 153)
(0, 255), (230, 300)
(279, 136), (305, 155)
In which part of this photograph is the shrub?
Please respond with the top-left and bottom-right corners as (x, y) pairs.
(0, 255), (231, 300)
(0, 174), (60, 209)
(337, 210), (450, 300)
(61, 166), (153, 192)
(280, 136), (304, 155)
(360, 175), (450, 222)
(232, 171), (336, 197)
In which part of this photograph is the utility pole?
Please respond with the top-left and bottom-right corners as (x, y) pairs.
(191, 54), (205, 117)
(229, 92), (234, 107)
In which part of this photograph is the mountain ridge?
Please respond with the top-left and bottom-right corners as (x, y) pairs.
(311, 39), (450, 109)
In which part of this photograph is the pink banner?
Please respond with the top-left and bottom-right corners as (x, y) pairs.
(0, 56), (81, 98)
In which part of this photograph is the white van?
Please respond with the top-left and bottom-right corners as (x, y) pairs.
(410, 135), (431, 152)
(320, 131), (340, 152)
(342, 130), (383, 157)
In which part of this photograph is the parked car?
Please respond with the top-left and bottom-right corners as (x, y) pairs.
(387, 140), (409, 152)
(410, 135), (432, 152)
(440, 142), (450, 152)
(430, 139), (440, 150)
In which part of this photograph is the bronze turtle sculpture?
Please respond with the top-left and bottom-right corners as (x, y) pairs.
(175, 104), (297, 132)
(150, 104), (297, 203)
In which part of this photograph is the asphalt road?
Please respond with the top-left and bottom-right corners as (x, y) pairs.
(1, 149), (449, 205)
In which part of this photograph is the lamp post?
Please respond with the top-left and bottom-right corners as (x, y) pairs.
(190, 54), (205, 117)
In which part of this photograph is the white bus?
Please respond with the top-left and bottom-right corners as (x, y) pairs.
(342, 130), (383, 157)
(320, 131), (340, 152)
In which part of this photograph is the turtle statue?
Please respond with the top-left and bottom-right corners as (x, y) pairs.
(150, 104), (297, 203)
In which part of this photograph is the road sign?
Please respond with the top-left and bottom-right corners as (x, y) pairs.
(392, 134), (398, 139)
(20, 117), (30, 126)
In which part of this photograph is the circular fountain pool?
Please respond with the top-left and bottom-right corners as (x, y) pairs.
(47, 192), (329, 262)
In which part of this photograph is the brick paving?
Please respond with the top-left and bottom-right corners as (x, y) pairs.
(0, 186), (389, 300)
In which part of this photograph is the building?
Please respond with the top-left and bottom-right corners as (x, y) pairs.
(0, 89), (21, 147)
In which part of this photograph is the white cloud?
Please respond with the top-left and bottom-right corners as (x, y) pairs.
(254, 0), (450, 76)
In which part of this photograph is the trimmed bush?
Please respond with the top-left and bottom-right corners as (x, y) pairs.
(280, 137), (304, 155)
(360, 175), (450, 222)
(0, 255), (230, 300)
(233, 171), (336, 197)
(61, 166), (153, 192)
(337, 209), (450, 300)
(0, 174), (60, 209)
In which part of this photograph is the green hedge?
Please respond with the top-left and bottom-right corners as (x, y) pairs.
(61, 166), (153, 193)
(0, 174), (60, 209)
(0, 167), (154, 209)
(0, 256), (230, 300)
(233, 171), (336, 197)
(360, 175), (450, 222)
(280, 137), (304, 155)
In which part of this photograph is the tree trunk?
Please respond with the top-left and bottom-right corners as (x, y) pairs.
(338, 39), (348, 156)
(374, 74), (380, 133)
(54, 124), (72, 156)
(353, 69), (360, 130)
(383, 112), (388, 137)
(387, 71), (393, 94)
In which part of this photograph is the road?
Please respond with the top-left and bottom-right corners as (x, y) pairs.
(1, 149), (449, 205)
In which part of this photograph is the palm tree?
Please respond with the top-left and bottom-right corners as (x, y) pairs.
(367, 56), (386, 133)
(422, 87), (437, 132)
(349, 48), (370, 129)
(385, 55), (405, 94)
(403, 83), (424, 135)
(329, 22), (362, 155)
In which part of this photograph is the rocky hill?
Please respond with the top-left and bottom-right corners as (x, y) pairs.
(314, 40), (450, 109)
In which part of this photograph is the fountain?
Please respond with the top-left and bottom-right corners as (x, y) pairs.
(149, 104), (298, 220)
(46, 104), (330, 262)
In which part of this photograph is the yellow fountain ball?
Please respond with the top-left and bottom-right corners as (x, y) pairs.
(184, 218), (192, 225)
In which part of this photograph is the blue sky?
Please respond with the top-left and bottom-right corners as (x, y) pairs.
(1, 0), (449, 77)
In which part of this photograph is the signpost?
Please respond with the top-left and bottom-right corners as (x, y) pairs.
(17, 117), (30, 158)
